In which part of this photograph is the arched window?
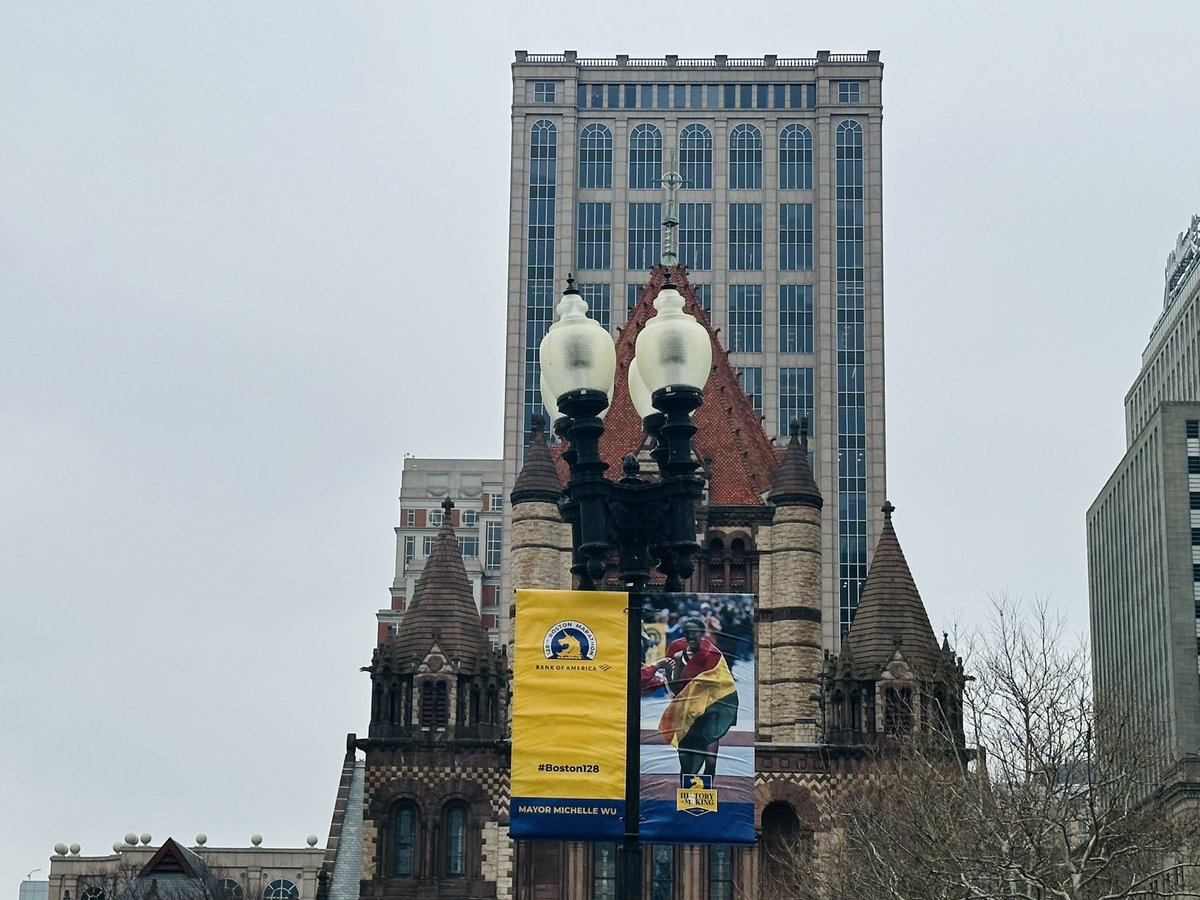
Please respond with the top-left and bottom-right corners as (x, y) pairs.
(393, 803), (418, 877)
(679, 124), (712, 189)
(729, 124), (762, 189)
(579, 124), (613, 189)
(79, 887), (105, 900)
(779, 124), (813, 190)
(262, 881), (298, 900)
(445, 805), (468, 877)
(216, 880), (243, 900)
(629, 124), (662, 189)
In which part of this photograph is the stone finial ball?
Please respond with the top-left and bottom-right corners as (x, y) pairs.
(112, 843), (123, 854)
(250, 834), (262, 847)
(69, 844), (80, 855)
(54, 844), (68, 856)
(195, 834), (207, 846)
(124, 834), (138, 846)
(306, 835), (317, 847)
(139, 834), (151, 846)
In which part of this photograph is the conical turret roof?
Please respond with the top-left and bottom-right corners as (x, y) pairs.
(512, 414), (564, 505)
(768, 418), (822, 508)
(843, 502), (940, 678)
(393, 499), (490, 671)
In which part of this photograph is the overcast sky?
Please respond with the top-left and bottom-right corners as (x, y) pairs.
(3, 0), (1199, 888)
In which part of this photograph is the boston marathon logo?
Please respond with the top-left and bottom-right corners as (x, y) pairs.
(676, 774), (718, 816)
(543, 620), (598, 660)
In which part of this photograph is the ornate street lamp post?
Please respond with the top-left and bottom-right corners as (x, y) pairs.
(538, 270), (711, 900)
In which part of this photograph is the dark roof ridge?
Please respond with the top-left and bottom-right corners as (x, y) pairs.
(769, 418), (823, 508)
(512, 414), (564, 504)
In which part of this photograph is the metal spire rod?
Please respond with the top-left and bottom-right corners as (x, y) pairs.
(661, 151), (683, 267)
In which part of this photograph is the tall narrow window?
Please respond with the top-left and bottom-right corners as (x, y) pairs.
(728, 203), (763, 270)
(393, 804), (417, 876)
(678, 202), (712, 270)
(524, 121), (557, 451)
(629, 124), (663, 189)
(728, 124), (762, 189)
(779, 124), (813, 190)
(779, 367), (814, 438)
(836, 119), (867, 634)
(485, 520), (502, 569)
(709, 845), (733, 900)
(579, 124), (613, 189)
(627, 202), (662, 269)
(779, 284), (814, 353)
(576, 202), (611, 270)
(445, 806), (467, 876)
(650, 846), (673, 900)
(736, 367), (762, 416)
(727, 285), (763, 352)
(779, 203), (813, 270)
(578, 283), (611, 331)
(678, 124), (712, 189)
(690, 283), (712, 318)
(593, 843), (617, 900)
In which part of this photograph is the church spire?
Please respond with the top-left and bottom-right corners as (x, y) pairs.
(769, 418), (823, 509)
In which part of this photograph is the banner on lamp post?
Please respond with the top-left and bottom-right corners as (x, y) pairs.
(637, 592), (757, 844)
(510, 588), (629, 841)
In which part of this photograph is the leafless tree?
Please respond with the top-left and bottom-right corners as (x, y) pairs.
(787, 596), (1200, 900)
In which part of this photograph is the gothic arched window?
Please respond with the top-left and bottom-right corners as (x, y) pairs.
(729, 124), (762, 189)
(393, 803), (418, 877)
(445, 805), (468, 877)
(579, 124), (613, 189)
(779, 124), (813, 190)
(679, 124), (712, 189)
(262, 881), (298, 900)
(629, 124), (663, 189)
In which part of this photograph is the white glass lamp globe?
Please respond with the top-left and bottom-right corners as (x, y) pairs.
(538, 281), (616, 407)
(633, 282), (712, 396)
(626, 358), (656, 421)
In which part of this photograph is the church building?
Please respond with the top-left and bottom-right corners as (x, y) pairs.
(318, 266), (966, 899)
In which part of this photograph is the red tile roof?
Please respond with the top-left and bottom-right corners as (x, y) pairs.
(549, 266), (779, 507)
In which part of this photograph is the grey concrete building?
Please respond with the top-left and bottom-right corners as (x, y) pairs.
(1088, 213), (1200, 788)
(382, 458), (504, 649)
(502, 50), (888, 647)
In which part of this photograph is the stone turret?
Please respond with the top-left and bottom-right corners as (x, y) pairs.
(508, 416), (571, 656)
(823, 502), (966, 745)
(367, 498), (507, 741)
(758, 419), (824, 743)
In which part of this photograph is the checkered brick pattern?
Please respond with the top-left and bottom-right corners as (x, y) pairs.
(364, 761), (512, 818)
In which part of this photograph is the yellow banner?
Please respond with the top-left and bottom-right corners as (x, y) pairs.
(511, 589), (628, 806)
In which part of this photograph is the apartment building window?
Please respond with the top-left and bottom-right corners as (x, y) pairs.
(485, 521), (503, 569)
(629, 124), (663, 189)
(404, 509), (416, 527)
(627, 202), (662, 269)
(679, 123), (712, 189)
(429, 508), (444, 527)
(423, 535), (436, 556)
(579, 123), (613, 189)
(729, 203), (763, 270)
(458, 537), (479, 559)
(779, 123), (813, 190)
(729, 124), (762, 189)
(404, 536), (416, 563)
(579, 283), (611, 331)
(577, 202), (612, 270)
(533, 81), (557, 103)
(779, 284), (814, 353)
(779, 203), (814, 270)
(838, 81), (862, 104)
(488, 493), (503, 511)
(779, 367), (815, 436)
(461, 509), (478, 528)
(727, 285), (763, 352)
(678, 202), (712, 270)
(736, 366), (763, 416)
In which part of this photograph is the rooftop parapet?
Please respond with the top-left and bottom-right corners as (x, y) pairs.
(514, 50), (880, 68)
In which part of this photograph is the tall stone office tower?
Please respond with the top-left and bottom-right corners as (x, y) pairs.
(1088, 214), (1200, 800)
(501, 50), (888, 648)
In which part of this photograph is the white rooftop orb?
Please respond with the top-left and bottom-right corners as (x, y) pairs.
(124, 834), (138, 847)
(305, 835), (318, 847)
(53, 844), (67, 856)
(250, 834), (262, 847)
(195, 834), (207, 846)
(69, 845), (80, 855)
(139, 834), (151, 846)
(112, 843), (124, 854)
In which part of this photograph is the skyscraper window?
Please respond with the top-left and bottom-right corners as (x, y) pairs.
(729, 203), (763, 270)
(524, 120), (557, 449)
(579, 124), (613, 189)
(736, 366), (763, 416)
(779, 124), (813, 190)
(679, 124), (713, 189)
(779, 284), (814, 353)
(729, 124), (763, 189)
(627, 202), (662, 269)
(576, 202), (611, 270)
(629, 124), (663, 189)
(678, 202), (713, 270)
(578, 283), (612, 331)
(779, 203), (814, 270)
(727, 285), (763, 352)
(779, 367), (814, 436)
